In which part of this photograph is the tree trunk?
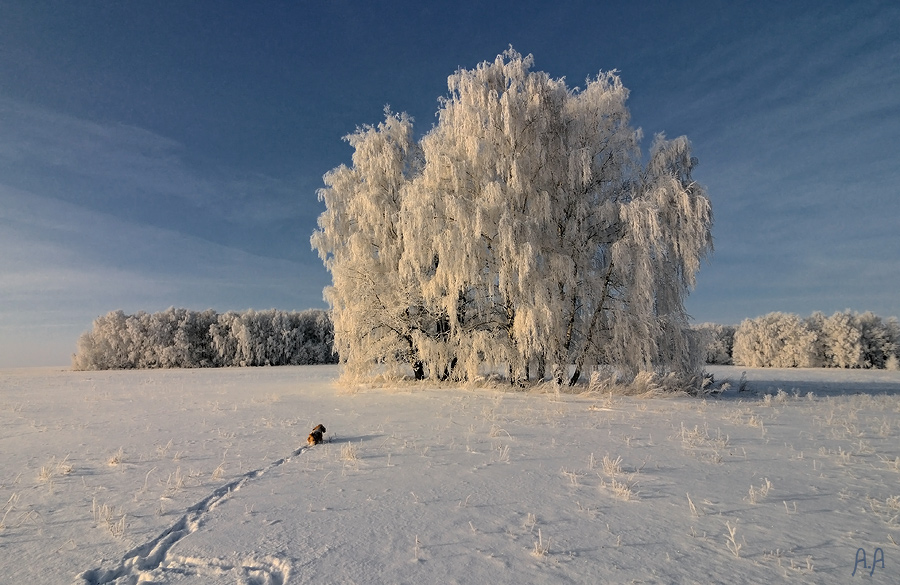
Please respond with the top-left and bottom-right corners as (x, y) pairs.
(568, 367), (581, 386)
(438, 356), (457, 381)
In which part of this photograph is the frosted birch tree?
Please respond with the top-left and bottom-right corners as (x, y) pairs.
(818, 311), (865, 368)
(694, 323), (736, 365)
(313, 49), (713, 385)
(311, 110), (433, 379)
(732, 312), (819, 368)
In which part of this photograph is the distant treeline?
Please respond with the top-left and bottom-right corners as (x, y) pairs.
(695, 310), (899, 370)
(72, 308), (337, 370)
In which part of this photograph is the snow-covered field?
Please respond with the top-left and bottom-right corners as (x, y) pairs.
(1, 365), (898, 584)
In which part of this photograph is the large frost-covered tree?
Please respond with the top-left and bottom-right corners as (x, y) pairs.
(310, 110), (432, 379)
(810, 310), (899, 369)
(313, 49), (713, 385)
(732, 312), (819, 368)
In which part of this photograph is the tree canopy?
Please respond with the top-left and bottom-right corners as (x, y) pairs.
(312, 49), (713, 385)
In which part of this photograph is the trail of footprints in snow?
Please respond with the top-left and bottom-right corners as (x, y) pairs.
(75, 444), (309, 584)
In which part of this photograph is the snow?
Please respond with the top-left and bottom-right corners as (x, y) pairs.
(1, 365), (898, 583)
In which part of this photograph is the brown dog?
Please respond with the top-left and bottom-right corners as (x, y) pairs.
(307, 424), (326, 445)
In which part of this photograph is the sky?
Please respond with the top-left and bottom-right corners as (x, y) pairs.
(1, 0), (898, 367)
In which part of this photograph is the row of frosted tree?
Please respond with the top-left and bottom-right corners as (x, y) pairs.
(695, 311), (900, 370)
(71, 308), (337, 370)
(312, 49), (713, 386)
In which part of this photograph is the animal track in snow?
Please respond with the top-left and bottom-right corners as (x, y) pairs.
(76, 445), (308, 584)
(150, 554), (290, 584)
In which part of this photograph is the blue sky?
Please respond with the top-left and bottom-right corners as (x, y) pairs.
(1, 0), (898, 367)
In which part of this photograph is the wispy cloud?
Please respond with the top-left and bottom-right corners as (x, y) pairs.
(0, 97), (322, 257)
(669, 2), (900, 322)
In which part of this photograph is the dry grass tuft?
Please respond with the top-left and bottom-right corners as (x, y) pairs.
(724, 520), (742, 558)
(531, 528), (551, 557)
(340, 442), (359, 462)
(601, 454), (623, 476)
(748, 478), (773, 504)
(107, 447), (125, 467)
